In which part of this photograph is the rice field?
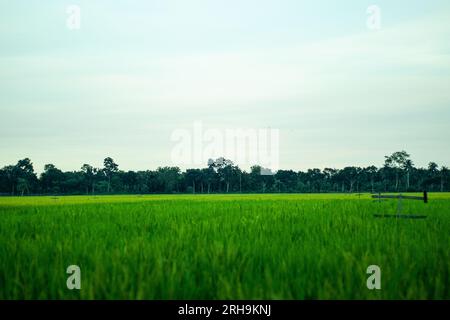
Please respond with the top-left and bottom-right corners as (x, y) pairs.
(0, 193), (449, 300)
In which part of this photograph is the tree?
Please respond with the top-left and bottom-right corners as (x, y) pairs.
(201, 167), (216, 194)
(0, 152), (448, 195)
(404, 159), (414, 191)
(441, 166), (449, 192)
(0, 168), (8, 194)
(157, 167), (181, 193)
(428, 162), (439, 173)
(40, 164), (64, 193)
(16, 178), (29, 196)
(1, 165), (17, 195)
(249, 165), (264, 192)
(275, 170), (298, 192)
(364, 166), (378, 193)
(427, 162), (439, 191)
(209, 157), (234, 193)
(384, 151), (411, 191)
(340, 167), (360, 193)
(81, 164), (98, 194)
(185, 169), (202, 194)
(13, 158), (37, 195)
(305, 169), (323, 193)
(323, 168), (338, 192)
(103, 157), (119, 193)
(16, 158), (34, 175)
(122, 171), (138, 193)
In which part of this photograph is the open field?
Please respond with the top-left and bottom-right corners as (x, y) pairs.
(0, 193), (449, 299)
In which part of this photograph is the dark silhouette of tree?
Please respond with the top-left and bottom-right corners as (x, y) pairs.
(201, 167), (216, 194)
(40, 164), (64, 193)
(441, 166), (449, 192)
(427, 162), (439, 191)
(209, 157), (234, 193)
(0, 151), (448, 195)
(364, 166), (378, 193)
(103, 157), (119, 193)
(5, 158), (38, 195)
(81, 164), (98, 194)
(384, 151), (411, 191)
(404, 159), (414, 191)
(0, 165), (17, 195)
(157, 167), (181, 193)
(185, 169), (202, 194)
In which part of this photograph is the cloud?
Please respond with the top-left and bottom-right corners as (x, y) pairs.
(1, 9), (449, 171)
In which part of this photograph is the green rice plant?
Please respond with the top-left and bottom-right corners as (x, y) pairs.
(0, 193), (448, 299)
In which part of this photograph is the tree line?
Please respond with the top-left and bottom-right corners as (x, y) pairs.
(0, 151), (448, 196)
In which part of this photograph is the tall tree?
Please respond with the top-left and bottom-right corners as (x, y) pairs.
(427, 162), (439, 191)
(404, 159), (414, 191)
(384, 151), (411, 191)
(341, 167), (359, 193)
(1, 165), (17, 195)
(364, 166), (378, 193)
(13, 158), (37, 195)
(81, 164), (98, 194)
(157, 167), (181, 193)
(40, 164), (64, 193)
(185, 169), (202, 194)
(122, 171), (138, 193)
(103, 157), (119, 193)
(210, 157), (234, 193)
(201, 167), (216, 194)
(323, 168), (338, 192)
(249, 165), (264, 192)
(440, 166), (449, 192)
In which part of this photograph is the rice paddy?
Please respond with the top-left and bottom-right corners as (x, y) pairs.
(0, 193), (448, 299)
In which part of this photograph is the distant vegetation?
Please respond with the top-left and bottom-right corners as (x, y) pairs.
(0, 151), (448, 195)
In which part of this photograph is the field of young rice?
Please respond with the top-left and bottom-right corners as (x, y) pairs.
(0, 193), (449, 299)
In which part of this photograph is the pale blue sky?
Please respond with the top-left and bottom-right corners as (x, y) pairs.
(1, 0), (449, 172)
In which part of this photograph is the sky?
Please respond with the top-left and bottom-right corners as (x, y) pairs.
(1, 0), (449, 173)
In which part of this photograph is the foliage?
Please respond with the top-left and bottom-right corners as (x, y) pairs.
(0, 153), (449, 195)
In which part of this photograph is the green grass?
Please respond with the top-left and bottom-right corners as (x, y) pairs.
(0, 193), (449, 299)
